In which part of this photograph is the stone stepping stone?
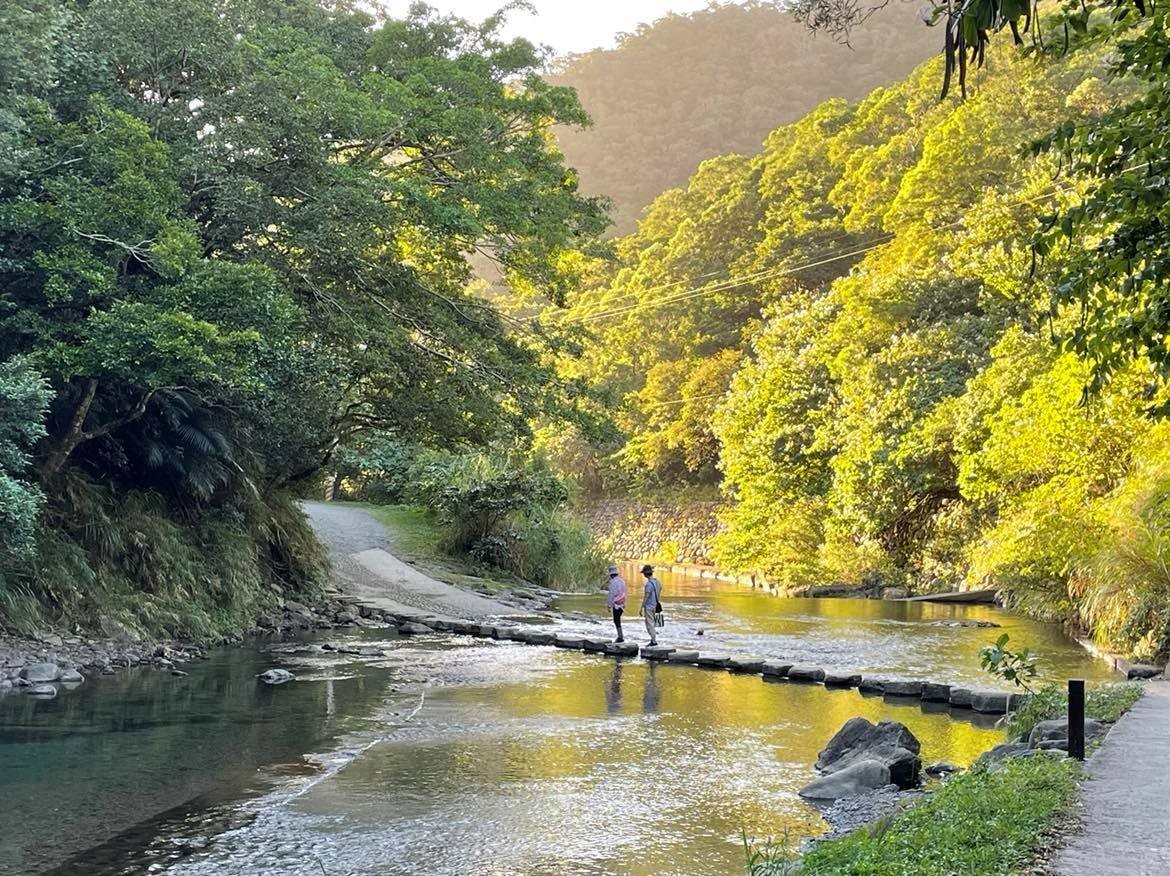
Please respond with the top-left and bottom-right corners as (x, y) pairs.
(495, 627), (528, 641)
(787, 665), (826, 683)
(921, 682), (951, 702)
(640, 645), (676, 660)
(666, 650), (700, 665)
(882, 680), (924, 698)
(449, 620), (478, 635)
(525, 631), (557, 646)
(725, 656), (766, 674)
(949, 687), (975, 708)
(582, 638), (610, 653)
(858, 677), (886, 693)
(823, 671), (862, 688)
(553, 634), (586, 649)
(604, 642), (640, 657)
(970, 690), (1010, 714)
(397, 623), (433, 636)
(762, 661), (793, 678)
(427, 618), (456, 632)
(696, 654), (731, 668)
(471, 624), (498, 638)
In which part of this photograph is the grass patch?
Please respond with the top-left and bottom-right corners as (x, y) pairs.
(793, 757), (1080, 876)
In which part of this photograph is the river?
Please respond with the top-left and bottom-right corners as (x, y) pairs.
(0, 572), (1114, 875)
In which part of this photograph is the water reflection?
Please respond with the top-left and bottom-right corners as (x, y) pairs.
(0, 572), (1113, 876)
(552, 566), (1116, 687)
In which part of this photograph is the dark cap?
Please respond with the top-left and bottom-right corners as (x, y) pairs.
(641, 564), (654, 576)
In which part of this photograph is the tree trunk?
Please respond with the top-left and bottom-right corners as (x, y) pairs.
(40, 377), (98, 480)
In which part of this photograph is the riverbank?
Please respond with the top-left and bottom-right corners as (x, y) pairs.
(746, 679), (1153, 875)
(0, 595), (378, 700)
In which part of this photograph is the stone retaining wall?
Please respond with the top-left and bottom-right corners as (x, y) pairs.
(582, 499), (723, 566)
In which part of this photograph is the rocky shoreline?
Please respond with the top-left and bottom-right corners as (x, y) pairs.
(0, 584), (558, 703)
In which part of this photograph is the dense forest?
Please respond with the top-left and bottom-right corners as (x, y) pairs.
(3, 0), (1168, 663)
(541, 2), (1170, 660)
(547, 1), (939, 233)
(0, 0), (606, 637)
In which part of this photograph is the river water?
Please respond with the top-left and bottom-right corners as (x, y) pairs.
(0, 573), (1114, 876)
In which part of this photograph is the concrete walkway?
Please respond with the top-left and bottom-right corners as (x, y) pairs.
(1053, 681), (1170, 875)
(302, 501), (517, 620)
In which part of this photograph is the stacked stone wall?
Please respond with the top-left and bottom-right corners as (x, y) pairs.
(582, 500), (723, 566)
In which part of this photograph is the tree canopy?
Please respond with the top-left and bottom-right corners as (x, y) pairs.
(0, 0), (606, 634)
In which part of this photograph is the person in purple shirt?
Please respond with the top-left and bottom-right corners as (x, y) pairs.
(606, 565), (627, 642)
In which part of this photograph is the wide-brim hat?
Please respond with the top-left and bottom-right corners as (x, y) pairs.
(640, 564), (654, 575)
(607, 565), (619, 575)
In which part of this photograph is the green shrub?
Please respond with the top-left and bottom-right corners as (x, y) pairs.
(1004, 682), (1145, 741)
(334, 436), (418, 504)
(1, 474), (326, 638)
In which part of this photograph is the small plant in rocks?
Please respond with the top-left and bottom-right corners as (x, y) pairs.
(979, 633), (1038, 692)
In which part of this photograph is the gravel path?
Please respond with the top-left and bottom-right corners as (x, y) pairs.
(1052, 681), (1170, 875)
(301, 501), (517, 620)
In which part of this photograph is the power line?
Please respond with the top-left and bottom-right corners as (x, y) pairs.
(557, 174), (1114, 330)
(602, 163), (1156, 413)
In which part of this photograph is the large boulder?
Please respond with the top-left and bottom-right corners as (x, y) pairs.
(799, 760), (892, 800)
(20, 663), (60, 683)
(257, 669), (295, 685)
(1029, 717), (1109, 749)
(975, 741), (1031, 769)
(816, 718), (922, 789)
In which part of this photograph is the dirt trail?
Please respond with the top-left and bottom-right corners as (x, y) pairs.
(302, 501), (517, 620)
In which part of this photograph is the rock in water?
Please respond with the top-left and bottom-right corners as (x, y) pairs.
(28, 683), (58, 699)
(57, 668), (84, 685)
(816, 717), (922, 789)
(799, 760), (891, 800)
(20, 663), (60, 683)
(257, 669), (295, 685)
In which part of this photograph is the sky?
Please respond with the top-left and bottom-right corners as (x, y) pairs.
(383, 1), (719, 55)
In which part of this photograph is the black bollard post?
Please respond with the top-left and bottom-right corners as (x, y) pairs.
(1068, 678), (1085, 761)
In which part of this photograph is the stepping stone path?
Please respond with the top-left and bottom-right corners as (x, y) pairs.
(337, 606), (1032, 719)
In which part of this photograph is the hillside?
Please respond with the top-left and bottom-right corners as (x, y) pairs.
(548, 1), (940, 233)
(539, 10), (1170, 659)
